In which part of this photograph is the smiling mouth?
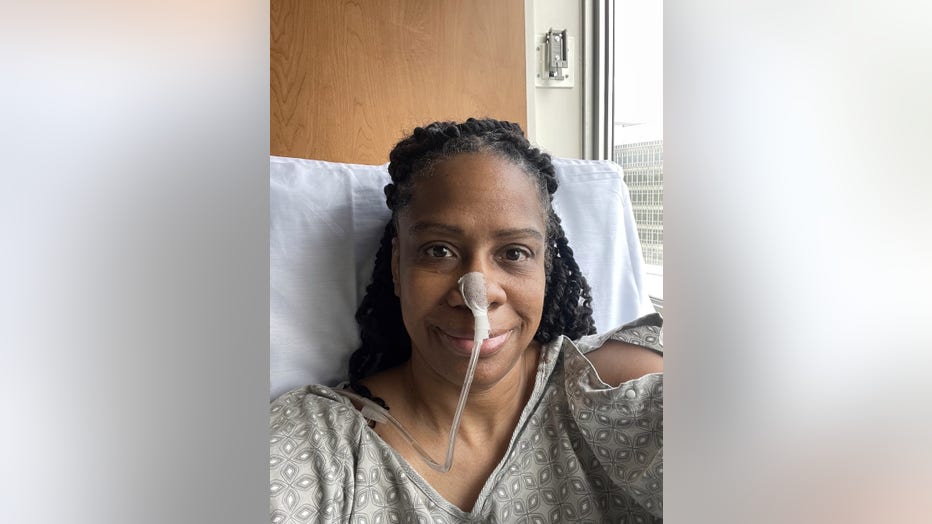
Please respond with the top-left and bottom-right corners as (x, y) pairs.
(440, 329), (513, 357)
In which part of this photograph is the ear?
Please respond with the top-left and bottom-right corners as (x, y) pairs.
(391, 237), (400, 297)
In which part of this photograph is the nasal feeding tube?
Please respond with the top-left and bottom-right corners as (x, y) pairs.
(334, 272), (490, 473)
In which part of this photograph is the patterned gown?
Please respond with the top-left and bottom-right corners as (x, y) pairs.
(270, 314), (663, 523)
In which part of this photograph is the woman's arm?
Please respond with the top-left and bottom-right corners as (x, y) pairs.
(584, 340), (663, 387)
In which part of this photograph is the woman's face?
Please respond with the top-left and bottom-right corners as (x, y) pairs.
(391, 152), (548, 388)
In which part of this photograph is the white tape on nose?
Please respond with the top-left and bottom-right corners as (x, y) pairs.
(457, 272), (488, 313)
(457, 272), (490, 341)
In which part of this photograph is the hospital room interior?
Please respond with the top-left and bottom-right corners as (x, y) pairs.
(270, 0), (664, 399)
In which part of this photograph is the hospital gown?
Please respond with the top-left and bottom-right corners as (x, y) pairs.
(270, 314), (663, 523)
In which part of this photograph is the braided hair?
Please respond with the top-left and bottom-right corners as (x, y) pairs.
(348, 118), (595, 382)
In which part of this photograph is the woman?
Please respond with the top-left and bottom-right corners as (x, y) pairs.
(270, 118), (663, 522)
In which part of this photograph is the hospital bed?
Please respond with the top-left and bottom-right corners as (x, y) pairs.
(270, 156), (654, 400)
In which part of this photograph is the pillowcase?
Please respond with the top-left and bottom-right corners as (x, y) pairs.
(270, 156), (654, 400)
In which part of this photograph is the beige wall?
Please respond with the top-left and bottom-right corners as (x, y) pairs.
(525, 0), (583, 158)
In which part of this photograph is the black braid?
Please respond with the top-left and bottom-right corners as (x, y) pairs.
(349, 221), (410, 380)
(349, 118), (596, 382)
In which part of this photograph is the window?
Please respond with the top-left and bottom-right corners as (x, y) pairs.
(612, 0), (663, 304)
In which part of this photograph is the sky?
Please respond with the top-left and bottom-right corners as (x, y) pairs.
(614, 0), (663, 143)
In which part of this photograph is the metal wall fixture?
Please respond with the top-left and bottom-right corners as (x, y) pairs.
(535, 28), (575, 89)
(544, 28), (568, 80)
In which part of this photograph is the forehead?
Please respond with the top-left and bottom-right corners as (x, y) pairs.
(398, 153), (547, 233)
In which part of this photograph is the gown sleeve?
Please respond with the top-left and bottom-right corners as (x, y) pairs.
(563, 313), (664, 518)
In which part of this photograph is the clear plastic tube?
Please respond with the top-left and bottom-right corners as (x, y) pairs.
(334, 272), (489, 473)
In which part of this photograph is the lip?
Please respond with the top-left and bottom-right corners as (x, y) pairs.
(439, 328), (513, 357)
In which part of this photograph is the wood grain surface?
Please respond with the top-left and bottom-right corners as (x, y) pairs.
(271, 0), (527, 164)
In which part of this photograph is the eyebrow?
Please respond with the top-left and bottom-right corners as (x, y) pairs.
(408, 222), (545, 241)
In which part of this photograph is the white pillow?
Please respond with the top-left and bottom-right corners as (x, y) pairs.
(270, 155), (653, 400)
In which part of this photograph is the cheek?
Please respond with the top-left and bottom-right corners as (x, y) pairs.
(397, 266), (448, 316)
(512, 268), (547, 322)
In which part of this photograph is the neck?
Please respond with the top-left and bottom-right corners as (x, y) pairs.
(401, 344), (539, 445)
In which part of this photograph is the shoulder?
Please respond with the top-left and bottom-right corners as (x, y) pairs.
(569, 313), (663, 387)
(574, 313), (663, 355)
(271, 383), (352, 416)
(271, 384), (368, 447)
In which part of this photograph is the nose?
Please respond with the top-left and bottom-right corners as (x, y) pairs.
(482, 274), (506, 310)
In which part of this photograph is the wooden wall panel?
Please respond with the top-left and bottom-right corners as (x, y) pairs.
(271, 0), (527, 164)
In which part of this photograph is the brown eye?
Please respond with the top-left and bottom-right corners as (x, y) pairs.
(503, 248), (530, 261)
(426, 245), (454, 258)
